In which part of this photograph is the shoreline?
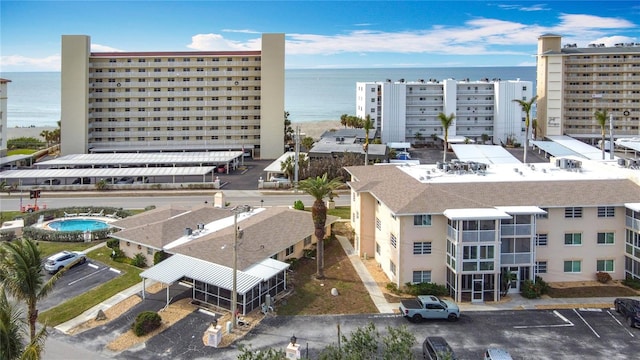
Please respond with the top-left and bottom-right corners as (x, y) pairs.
(7, 121), (342, 142)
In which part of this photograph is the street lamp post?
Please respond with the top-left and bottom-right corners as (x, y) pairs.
(230, 205), (251, 331)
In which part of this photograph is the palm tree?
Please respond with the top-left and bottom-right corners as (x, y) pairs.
(594, 109), (608, 160)
(437, 112), (455, 163)
(0, 239), (64, 344)
(363, 114), (373, 166)
(0, 286), (47, 360)
(298, 173), (342, 279)
(340, 114), (349, 128)
(513, 95), (538, 164)
(280, 155), (295, 185)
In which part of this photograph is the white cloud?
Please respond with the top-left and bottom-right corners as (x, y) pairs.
(187, 33), (261, 51)
(0, 54), (61, 72)
(497, 4), (550, 12)
(221, 29), (261, 34)
(91, 44), (124, 52)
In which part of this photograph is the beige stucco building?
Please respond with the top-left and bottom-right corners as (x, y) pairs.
(61, 34), (285, 159)
(346, 158), (640, 302)
(536, 34), (640, 141)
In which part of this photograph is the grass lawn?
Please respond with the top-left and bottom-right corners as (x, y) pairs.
(277, 222), (378, 315)
(36, 240), (99, 258)
(7, 149), (37, 155)
(38, 245), (143, 327)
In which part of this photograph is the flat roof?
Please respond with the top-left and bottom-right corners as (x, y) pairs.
(443, 208), (511, 220)
(1, 154), (33, 166)
(546, 135), (614, 160)
(263, 152), (306, 173)
(451, 144), (520, 164)
(35, 151), (242, 167)
(494, 206), (547, 215)
(531, 140), (582, 158)
(0, 167), (215, 180)
(616, 139), (640, 153)
(626, 203), (640, 212)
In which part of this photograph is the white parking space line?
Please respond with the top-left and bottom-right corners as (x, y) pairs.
(67, 266), (108, 286)
(573, 309), (600, 338)
(87, 263), (99, 269)
(607, 310), (635, 337)
(109, 268), (121, 274)
(513, 310), (574, 329)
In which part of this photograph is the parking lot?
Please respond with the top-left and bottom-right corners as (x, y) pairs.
(39, 259), (121, 312)
(54, 306), (636, 360)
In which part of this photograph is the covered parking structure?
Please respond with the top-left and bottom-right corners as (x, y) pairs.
(34, 151), (243, 173)
(0, 166), (217, 186)
(139, 253), (289, 315)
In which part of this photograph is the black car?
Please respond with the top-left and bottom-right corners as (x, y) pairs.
(614, 298), (640, 328)
(72, 177), (91, 184)
(423, 336), (457, 360)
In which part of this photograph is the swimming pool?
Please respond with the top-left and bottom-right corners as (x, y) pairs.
(47, 218), (110, 232)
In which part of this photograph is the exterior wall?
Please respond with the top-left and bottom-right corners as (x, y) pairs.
(0, 79), (9, 157)
(352, 190), (377, 259)
(118, 239), (157, 266)
(356, 82), (380, 133)
(259, 34), (285, 159)
(373, 197), (402, 282)
(60, 34), (284, 158)
(494, 81), (532, 145)
(535, 206), (626, 282)
(379, 82), (407, 143)
(61, 35), (90, 155)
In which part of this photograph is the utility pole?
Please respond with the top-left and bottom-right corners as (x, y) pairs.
(609, 112), (614, 160)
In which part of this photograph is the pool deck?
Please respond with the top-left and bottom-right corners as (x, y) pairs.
(35, 215), (117, 231)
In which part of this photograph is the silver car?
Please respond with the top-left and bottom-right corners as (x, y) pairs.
(44, 251), (86, 274)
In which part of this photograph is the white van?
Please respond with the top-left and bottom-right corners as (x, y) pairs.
(484, 348), (513, 360)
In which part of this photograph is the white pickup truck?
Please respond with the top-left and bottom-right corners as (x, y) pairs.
(399, 295), (460, 323)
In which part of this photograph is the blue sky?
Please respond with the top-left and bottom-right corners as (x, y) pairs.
(1, 0), (638, 72)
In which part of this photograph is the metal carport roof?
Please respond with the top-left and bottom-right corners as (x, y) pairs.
(34, 151), (243, 167)
(0, 167), (216, 180)
(140, 253), (289, 295)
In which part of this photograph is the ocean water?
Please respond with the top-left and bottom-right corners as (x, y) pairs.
(0, 67), (535, 127)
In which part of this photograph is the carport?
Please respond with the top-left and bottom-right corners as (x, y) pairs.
(140, 253), (289, 315)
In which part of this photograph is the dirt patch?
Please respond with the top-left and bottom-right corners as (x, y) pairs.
(535, 303), (612, 310)
(68, 295), (142, 335)
(106, 298), (196, 352)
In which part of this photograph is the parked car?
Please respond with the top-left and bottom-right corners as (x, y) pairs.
(614, 298), (640, 328)
(116, 177), (135, 184)
(399, 295), (460, 322)
(40, 178), (61, 185)
(72, 177), (91, 184)
(484, 348), (513, 360)
(44, 251), (86, 274)
(134, 176), (149, 184)
(422, 336), (457, 360)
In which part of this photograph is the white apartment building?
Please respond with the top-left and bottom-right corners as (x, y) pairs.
(356, 78), (532, 146)
(0, 78), (10, 157)
(346, 158), (640, 302)
(537, 34), (640, 141)
(60, 34), (285, 159)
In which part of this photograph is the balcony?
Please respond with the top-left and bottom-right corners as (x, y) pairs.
(500, 253), (533, 265)
(500, 224), (532, 236)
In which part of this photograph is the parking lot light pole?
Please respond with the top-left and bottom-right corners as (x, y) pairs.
(231, 205), (251, 331)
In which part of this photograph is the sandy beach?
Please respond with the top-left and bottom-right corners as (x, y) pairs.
(6, 121), (342, 142)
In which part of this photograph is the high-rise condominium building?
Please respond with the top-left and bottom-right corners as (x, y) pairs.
(356, 78), (532, 146)
(0, 78), (10, 157)
(536, 34), (640, 141)
(60, 34), (285, 159)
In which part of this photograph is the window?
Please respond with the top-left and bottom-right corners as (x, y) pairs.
(412, 271), (432, 284)
(597, 259), (614, 272)
(413, 214), (432, 226)
(564, 233), (582, 245)
(390, 234), (397, 248)
(597, 232), (614, 244)
(597, 206), (615, 217)
(535, 261), (547, 274)
(564, 260), (581, 273)
(375, 217), (381, 230)
(147, 247), (153, 255)
(390, 260), (396, 275)
(285, 245), (295, 256)
(536, 233), (548, 246)
(565, 207), (583, 218)
(413, 242), (432, 255)
(376, 242), (380, 255)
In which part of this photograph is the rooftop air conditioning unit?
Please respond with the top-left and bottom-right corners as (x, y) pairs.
(185, 228), (192, 236)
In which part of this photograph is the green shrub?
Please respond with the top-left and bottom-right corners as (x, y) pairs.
(385, 282), (401, 295)
(404, 282), (448, 297)
(622, 276), (640, 290)
(153, 250), (169, 265)
(132, 253), (147, 268)
(106, 239), (120, 249)
(132, 311), (162, 336)
(110, 248), (125, 260)
(144, 205), (156, 211)
(293, 200), (305, 210)
(521, 278), (550, 299)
